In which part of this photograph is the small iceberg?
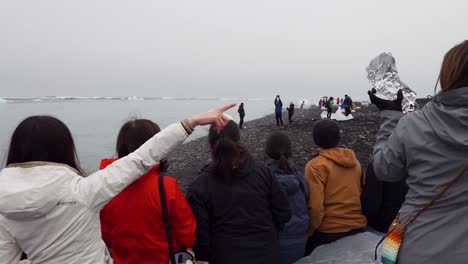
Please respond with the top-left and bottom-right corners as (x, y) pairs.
(321, 107), (354, 121)
(0, 98), (9, 103)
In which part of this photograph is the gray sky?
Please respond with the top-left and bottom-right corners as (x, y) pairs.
(1, 0), (466, 100)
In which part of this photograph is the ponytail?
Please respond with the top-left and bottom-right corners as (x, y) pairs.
(211, 137), (240, 179)
(208, 120), (249, 181)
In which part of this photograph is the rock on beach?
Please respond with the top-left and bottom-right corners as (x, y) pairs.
(167, 105), (381, 192)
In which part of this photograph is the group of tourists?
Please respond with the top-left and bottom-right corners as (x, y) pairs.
(322, 94), (354, 119)
(237, 95), (297, 130)
(0, 40), (467, 264)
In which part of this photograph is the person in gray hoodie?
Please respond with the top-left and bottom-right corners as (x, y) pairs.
(265, 132), (309, 264)
(369, 40), (468, 264)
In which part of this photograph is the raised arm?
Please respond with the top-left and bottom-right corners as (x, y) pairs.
(372, 110), (407, 182)
(75, 104), (236, 211)
(368, 89), (408, 182)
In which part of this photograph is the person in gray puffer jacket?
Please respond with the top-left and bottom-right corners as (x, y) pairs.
(369, 40), (468, 264)
(265, 132), (309, 264)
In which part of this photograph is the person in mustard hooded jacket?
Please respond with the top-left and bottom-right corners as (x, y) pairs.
(304, 120), (367, 255)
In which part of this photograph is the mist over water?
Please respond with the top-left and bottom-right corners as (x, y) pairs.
(0, 98), (281, 173)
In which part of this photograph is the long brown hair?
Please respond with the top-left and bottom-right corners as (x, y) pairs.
(208, 120), (249, 180)
(439, 40), (468, 92)
(6, 116), (82, 174)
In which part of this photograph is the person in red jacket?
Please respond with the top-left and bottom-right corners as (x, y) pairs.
(99, 119), (196, 264)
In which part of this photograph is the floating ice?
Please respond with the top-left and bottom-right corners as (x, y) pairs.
(366, 52), (417, 113)
(0, 98), (9, 103)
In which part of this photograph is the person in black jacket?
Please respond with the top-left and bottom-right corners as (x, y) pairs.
(286, 103), (295, 124)
(187, 121), (291, 264)
(238, 103), (245, 129)
(361, 162), (408, 233)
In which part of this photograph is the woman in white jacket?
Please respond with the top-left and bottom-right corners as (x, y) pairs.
(0, 104), (234, 264)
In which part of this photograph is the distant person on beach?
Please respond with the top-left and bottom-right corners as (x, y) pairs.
(304, 120), (366, 255)
(336, 97), (340, 105)
(275, 95), (284, 127)
(265, 132), (309, 264)
(300, 101), (305, 109)
(238, 103), (245, 129)
(326, 97), (334, 119)
(368, 40), (468, 264)
(99, 119), (196, 264)
(187, 121), (291, 264)
(361, 162), (408, 233)
(342, 95), (353, 116)
(286, 102), (295, 124)
(0, 105), (234, 264)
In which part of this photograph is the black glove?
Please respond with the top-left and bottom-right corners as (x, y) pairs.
(367, 88), (403, 111)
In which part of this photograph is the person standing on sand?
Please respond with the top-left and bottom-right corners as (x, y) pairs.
(286, 102), (295, 124)
(238, 103), (245, 129)
(99, 119), (196, 264)
(0, 104), (234, 264)
(326, 97), (334, 119)
(187, 121), (291, 264)
(275, 95), (284, 127)
(300, 101), (305, 110)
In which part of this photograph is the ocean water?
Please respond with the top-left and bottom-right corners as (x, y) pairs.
(0, 98), (278, 174)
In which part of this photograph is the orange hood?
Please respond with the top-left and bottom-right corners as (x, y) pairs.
(318, 148), (359, 168)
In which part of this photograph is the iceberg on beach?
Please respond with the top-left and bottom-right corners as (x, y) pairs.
(321, 107), (354, 121)
(0, 98), (9, 103)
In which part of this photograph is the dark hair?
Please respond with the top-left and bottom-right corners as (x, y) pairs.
(313, 120), (340, 149)
(265, 132), (292, 173)
(440, 40), (468, 92)
(208, 120), (248, 180)
(116, 119), (168, 173)
(6, 116), (82, 174)
(329, 97), (334, 101)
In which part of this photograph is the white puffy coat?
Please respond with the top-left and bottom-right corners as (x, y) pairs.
(0, 123), (187, 264)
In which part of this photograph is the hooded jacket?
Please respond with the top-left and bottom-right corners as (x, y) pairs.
(304, 148), (367, 235)
(265, 159), (309, 264)
(372, 87), (468, 264)
(99, 159), (196, 264)
(186, 156), (291, 264)
(0, 123), (188, 264)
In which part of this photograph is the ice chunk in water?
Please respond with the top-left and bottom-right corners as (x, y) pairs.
(366, 53), (417, 113)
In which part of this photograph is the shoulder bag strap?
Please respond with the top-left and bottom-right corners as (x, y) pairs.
(159, 175), (177, 264)
(407, 166), (468, 224)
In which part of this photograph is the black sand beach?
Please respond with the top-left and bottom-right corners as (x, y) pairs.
(168, 105), (381, 192)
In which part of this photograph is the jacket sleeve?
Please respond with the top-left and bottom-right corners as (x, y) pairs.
(372, 110), (407, 182)
(168, 180), (197, 249)
(361, 163), (383, 219)
(75, 123), (188, 211)
(305, 163), (325, 235)
(186, 180), (211, 262)
(0, 220), (22, 264)
(269, 169), (291, 231)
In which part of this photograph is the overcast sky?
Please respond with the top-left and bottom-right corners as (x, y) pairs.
(1, 0), (466, 100)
